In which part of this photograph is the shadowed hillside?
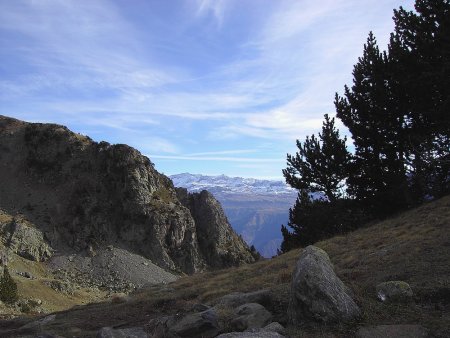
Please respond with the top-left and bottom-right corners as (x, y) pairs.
(1, 195), (448, 337)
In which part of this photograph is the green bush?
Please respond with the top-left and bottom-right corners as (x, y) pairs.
(0, 266), (19, 304)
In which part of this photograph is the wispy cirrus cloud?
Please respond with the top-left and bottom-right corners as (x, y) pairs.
(0, 0), (415, 178)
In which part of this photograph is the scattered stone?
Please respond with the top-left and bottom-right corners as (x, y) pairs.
(44, 280), (75, 295)
(288, 245), (360, 324)
(262, 322), (286, 335)
(230, 303), (272, 332)
(97, 326), (149, 338)
(214, 289), (271, 308)
(356, 324), (428, 338)
(376, 281), (413, 303)
(17, 271), (35, 279)
(146, 308), (220, 338)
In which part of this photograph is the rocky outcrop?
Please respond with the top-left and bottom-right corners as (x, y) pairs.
(0, 211), (52, 262)
(0, 115), (254, 274)
(288, 245), (360, 324)
(176, 188), (255, 268)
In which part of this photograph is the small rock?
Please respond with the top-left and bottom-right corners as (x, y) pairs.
(147, 309), (219, 338)
(171, 308), (220, 337)
(231, 303), (272, 332)
(288, 245), (360, 324)
(17, 271), (34, 279)
(356, 324), (428, 338)
(376, 281), (413, 303)
(262, 322), (285, 335)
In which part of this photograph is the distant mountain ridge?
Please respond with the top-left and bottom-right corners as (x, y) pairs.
(171, 173), (298, 257)
(170, 173), (296, 195)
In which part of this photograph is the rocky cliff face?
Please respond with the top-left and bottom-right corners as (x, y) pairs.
(176, 188), (255, 268)
(0, 115), (254, 273)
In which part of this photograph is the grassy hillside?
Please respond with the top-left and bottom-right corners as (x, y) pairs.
(1, 195), (449, 337)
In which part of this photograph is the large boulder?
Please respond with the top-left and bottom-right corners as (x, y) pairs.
(288, 245), (360, 324)
(230, 303), (272, 332)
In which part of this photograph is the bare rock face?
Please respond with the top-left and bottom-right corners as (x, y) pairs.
(0, 115), (254, 274)
(176, 188), (255, 268)
(0, 211), (52, 262)
(288, 245), (360, 324)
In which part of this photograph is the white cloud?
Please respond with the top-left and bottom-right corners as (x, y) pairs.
(195, 0), (228, 27)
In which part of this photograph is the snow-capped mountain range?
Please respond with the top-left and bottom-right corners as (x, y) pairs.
(170, 173), (295, 195)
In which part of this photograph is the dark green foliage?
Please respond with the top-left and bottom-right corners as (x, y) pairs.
(283, 114), (351, 202)
(280, 191), (364, 252)
(335, 32), (410, 216)
(249, 245), (262, 261)
(281, 0), (449, 252)
(281, 116), (357, 252)
(0, 266), (18, 304)
(335, 0), (449, 213)
(388, 0), (450, 200)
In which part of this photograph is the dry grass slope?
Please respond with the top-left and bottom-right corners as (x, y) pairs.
(0, 195), (449, 337)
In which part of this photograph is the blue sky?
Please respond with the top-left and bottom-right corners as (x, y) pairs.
(0, 0), (414, 179)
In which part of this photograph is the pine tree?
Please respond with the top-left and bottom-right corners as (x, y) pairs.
(0, 266), (18, 304)
(280, 114), (353, 252)
(389, 0), (450, 200)
(283, 114), (351, 202)
(335, 32), (410, 216)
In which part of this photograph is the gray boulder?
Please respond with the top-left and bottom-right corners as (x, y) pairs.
(288, 245), (360, 324)
(230, 303), (272, 332)
(262, 322), (286, 335)
(376, 281), (413, 303)
(97, 326), (149, 338)
(356, 324), (428, 338)
(146, 308), (220, 338)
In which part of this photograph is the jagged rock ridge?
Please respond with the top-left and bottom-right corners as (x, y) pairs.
(0, 115), (254, 274)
